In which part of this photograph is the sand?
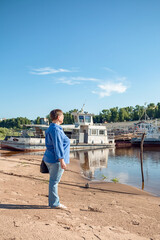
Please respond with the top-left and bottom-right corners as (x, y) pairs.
(0, 149), (160, 240)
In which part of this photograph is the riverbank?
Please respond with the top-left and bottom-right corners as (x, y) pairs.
(0, 150), (160, 240)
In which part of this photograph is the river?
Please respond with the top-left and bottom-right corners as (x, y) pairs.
(1, 147), (160, 196)
(72, 147), (160, 197)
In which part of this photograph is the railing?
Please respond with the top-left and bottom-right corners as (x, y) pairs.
(107, 133), (115, 139)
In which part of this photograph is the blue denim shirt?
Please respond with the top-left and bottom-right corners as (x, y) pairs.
(43, 123), (70, 164)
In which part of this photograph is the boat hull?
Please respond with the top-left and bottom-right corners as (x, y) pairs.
(115, 140), (132, 148)
(1, 141), (46, 151)
(1, 141), (115, 152)
(70, 143), (115, 151)
(131, 138), (160, 147)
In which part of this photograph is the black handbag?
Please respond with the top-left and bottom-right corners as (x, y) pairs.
(40, 160), (49, 173)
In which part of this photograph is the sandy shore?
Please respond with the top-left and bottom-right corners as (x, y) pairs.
(0, 149), (160, 240)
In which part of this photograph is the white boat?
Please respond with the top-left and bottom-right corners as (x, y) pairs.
(1, 110), (115, 151)
(132, 121), (160, 147)
(63, 111), (115, 149)
(0, 127), (46, 151)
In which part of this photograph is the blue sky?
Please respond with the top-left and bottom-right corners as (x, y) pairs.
(1, 0), (160, 119)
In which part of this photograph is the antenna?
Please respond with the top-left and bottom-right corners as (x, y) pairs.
(81, 103), (85, 113)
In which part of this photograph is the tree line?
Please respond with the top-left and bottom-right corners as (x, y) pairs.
(0, 103), (160, 129)
(0, 117), (31, 129)
(93, 103), (160, 123)
(0, 113), (76, 129)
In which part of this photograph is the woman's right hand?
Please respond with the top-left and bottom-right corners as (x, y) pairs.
(59, 159), (67, 169)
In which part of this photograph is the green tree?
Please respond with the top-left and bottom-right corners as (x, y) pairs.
(93, 113), (103, 123)
(101, 109), (111, 122)
(132, 105), (144, 120)
(155, 102), (160, 118)
(35, 116), (41, 124)
(124, 106), (133, 121)
(146, 103), (156, 119)
(119, 108), (128, 122)
(63, 112), (74, 124)
(110, 107), (119, 122)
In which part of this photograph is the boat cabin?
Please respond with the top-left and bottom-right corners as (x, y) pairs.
(134, 121), (157, 134)
(68, 111), (114, 145)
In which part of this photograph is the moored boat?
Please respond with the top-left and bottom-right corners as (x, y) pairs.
(1, 110), (115, 151)
(131, 121), (160, 147)
(0, 129), (46, 151)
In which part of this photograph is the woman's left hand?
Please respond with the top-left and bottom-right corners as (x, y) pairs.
(59, 159), (67, 169)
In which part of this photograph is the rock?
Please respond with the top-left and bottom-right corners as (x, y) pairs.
(85, 183), (89, 188)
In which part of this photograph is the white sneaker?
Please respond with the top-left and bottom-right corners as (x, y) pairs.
(54, 204), (67, 209)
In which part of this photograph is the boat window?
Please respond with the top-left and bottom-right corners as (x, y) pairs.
(85, 115), (91, 123)
(13, 138), (19, 141)
(79, 116), (84, 122)
(91, 129), (97, 135)
(99, 130), (105, 135)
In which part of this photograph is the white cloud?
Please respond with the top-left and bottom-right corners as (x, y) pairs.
(57, 77), (81, 85)
(57, 76), (99, 85)
(93, 82), (128, 98)
(57, 76), (128, 97)
(71, 77), (99, 82)
(31, 66), (128, 98)
(30, 67), (71, 75)
(103, 67), (115, 73)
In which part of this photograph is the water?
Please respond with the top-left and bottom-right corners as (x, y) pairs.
(1, 147), (160, 196)
(72, 147), (160, 197)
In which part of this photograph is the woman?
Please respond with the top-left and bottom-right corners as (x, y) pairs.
(43, 109), (70, 209)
